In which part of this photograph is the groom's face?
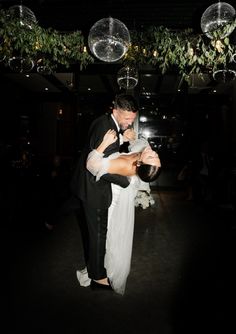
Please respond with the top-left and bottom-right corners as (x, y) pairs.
(113, 108), (137, 131)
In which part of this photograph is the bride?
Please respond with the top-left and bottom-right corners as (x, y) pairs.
(77, 129), (161, 294)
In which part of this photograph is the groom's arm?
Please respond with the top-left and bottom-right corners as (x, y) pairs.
(101, 173), (130, 188)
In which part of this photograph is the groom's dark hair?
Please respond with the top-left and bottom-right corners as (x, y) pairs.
(113, 94), (139, 113)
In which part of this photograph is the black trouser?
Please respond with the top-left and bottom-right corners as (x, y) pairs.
(78, 199), (108, 280)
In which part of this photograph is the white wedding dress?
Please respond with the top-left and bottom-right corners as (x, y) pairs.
(76, 138), (150, 294)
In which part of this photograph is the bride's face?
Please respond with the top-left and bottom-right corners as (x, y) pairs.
(140, 147), (161, 167)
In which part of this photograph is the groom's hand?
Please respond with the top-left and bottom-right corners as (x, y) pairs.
(123, 128), (136, 142)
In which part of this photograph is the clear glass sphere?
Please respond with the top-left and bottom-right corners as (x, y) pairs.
(9, 5), (37, 28)
(0, 55), (6, 62)
(213, 68), (236, 82)
(8, 56), (34, 73)
(37, 65), (53, 75)
(88, 17), (130, 62)
(201, 2), (235, 39)
(117, 66), (138, 89)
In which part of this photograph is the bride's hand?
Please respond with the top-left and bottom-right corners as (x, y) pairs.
(103, 129), (117, 146)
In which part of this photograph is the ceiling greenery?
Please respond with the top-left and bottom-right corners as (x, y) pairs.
(0, 9), (93, 72)
(126, 21), (236, 82)
(0, 8), (236, 81)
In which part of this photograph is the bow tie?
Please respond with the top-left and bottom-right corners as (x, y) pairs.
(118, 130), (124, 145)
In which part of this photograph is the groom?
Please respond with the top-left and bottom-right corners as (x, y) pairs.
(71, 94), (138, 289)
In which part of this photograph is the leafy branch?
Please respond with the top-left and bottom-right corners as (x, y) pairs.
(0, 9), (94, 71)
(0, 8), (236, 80)
(124, 21), (236, 81)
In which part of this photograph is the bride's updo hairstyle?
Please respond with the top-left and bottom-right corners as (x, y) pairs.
(137, 164), (161, 183)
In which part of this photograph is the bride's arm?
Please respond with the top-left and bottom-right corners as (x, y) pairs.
(87, 150), (139, 180)
(86, 129), (118, 178)
(86, 129), (135, 180)
(96, 129), (117, 153)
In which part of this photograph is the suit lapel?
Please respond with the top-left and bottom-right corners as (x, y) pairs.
(103, 114), (121, 154)
(107, 114), (120, 143)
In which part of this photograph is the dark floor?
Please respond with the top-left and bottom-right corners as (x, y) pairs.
(3, 187), (236, 334)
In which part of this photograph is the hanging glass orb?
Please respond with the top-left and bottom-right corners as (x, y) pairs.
(0, 37), (6, 62)
(213, 68), (236, 82)
(36, 59), (55, 74)
(0, 54), (6, 62)
(201, 2), (235, 39)
(37, 65), (53, 75)
(8, 5), (37, 29)
(8, 56), (34, 73)
(117, 66), (138, 89)
(88, 17), (130, 62)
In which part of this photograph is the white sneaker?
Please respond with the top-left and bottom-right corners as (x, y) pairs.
(76, 268), (91, 287)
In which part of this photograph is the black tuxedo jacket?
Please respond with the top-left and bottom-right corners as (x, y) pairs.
(70, 113), (130, 209)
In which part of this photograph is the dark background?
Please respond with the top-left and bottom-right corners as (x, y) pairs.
(0, 0), (236, 225)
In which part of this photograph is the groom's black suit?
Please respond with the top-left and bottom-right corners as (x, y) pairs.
(71, 113), (130, 280)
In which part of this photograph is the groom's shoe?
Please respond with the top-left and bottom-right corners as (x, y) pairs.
(90, 279), (113, 291)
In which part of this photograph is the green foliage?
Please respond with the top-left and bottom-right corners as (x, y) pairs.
(0, 9), (94, 71)
(124, 21), (236, 81)
(0, 8), (235, 79)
